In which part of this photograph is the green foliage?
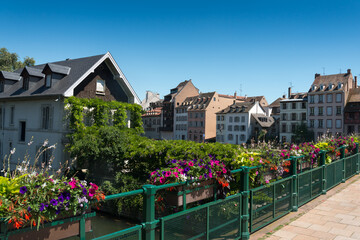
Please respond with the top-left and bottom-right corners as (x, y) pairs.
(292, 122), (314, 143)
(0, 48), (35, 72)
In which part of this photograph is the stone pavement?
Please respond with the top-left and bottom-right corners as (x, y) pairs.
(250, 175), (360, 240)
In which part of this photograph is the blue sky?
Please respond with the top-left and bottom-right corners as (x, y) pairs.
(1, 0), (360, 103)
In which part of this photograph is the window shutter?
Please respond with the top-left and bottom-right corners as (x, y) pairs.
(41, 106), (45, 129)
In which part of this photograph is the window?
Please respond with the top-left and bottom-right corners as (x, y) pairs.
(195, 113), (198, 118)
(310, 107), (314, 116)
(229, 117), (233, 122)
(0, 108), (2, 129)
(336, 106), (341, 115)
(241, 116), (245, 122)
(282, 124), (287, 133)
(199, 134), (203, 141)
(217, 124), (220, 130)
(282, 103), (287, 109)
(318, 107), (323, 116)
(336, 119), (342, 129)
(234, 117), (240, 122)
(292, 102), (296, 109)
(349, 113), (354, 119)
(318, 94), (323, 103)
(327, 106), (332, 116)
(240, 134), (245, 141)
(336, 93), (342, 102)
(240, 125), (246, 131)
(310, 120), (314, 128)
(234, 125), (240, 131)
(0, 80), (4, 93)
(221, 116), (224, 121)
(302, 102), (306, 109)
(291, 123), (296, 133)
(19, 121), (26, 142)
(45, 74), (52, 87)
(326, 119), (332, 128)
(217, 116), (220, 121)
(291, 113), (296, 121)
(228, 134), (233, 141)
(41, 105), (53, 130)
(200, 113), (204, 118)
(95, 79), (105, 94)
(189, 113), (193, 118)
(301, 113), (306, 121)
(318, 119), (323, 128)
(10, 106), (14, 125)
(282, 113), (287, 121)
(200, 121), (204, 127)
(310, 95), (314, 103)
(228, 125), (232, 131)
(327, 94), (333, 103)
(213, 97), (216, 101)
(23, 77), (29, 90)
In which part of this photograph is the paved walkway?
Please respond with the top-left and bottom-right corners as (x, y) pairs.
(250, 175), (360, 240)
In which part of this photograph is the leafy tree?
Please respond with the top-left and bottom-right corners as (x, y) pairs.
(0, 48), (35, 72)
(292, 122), (314, 143)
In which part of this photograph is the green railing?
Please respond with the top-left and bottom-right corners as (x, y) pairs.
(2, 144), (359, 240)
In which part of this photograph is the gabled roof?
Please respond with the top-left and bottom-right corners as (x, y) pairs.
(347, 88), (360, 103)
(252, 114), (274, 128)
(0, 52), (140, 103)
(269, 97), (285, 108)
(181, 92), (216, 111)
(42, 63), (71, 75)
(216, 101), (255, 114)
(309, 71), (353, 93)
(21, 66), (44, 78)
(0, 71), (21, 81)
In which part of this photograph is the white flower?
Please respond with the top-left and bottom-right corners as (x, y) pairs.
(49, 144), (56, 149)
(41, 182), (47, 188)
(10, 148), (15, 155)
(80, 204), (83, 207)
(43, 140), (48, 147)
(65, 207), (69, 211)
(28, 140), (33, 146)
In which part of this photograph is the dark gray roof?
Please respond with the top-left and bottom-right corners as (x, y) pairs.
(43, 63), (71, 75)
(0, 71), (21, 81)
(216, 102), (255, 114)
(0, 54), (104, 98)
(22, 66), (45, 78)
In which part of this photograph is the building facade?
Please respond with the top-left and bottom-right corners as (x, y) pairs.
(279, 90), (308, 143)
(307, 70), (354, 138)
(216, 101), (273, 144)
(142, 107), (162, 139)
(159, 80), (199, 140)
(0, 52), (140, 170)
(344, 85), (360, 135)
(174, 104), (188, 140)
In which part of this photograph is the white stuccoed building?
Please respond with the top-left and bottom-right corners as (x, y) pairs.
(0, 52), (140, 170)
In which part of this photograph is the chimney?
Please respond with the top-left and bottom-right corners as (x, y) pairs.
(355, 76), (358, 89)
(234, 91), (237, 99)
(347, 69), (351, 74)
(315, 73), (320, 78)
(288, 87), (292, 98)
(245, 94), (247, 99)
(282, 94), (286, 98)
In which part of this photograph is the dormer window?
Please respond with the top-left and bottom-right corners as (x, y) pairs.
(320, 84), (324, 90)
(23, 77), (29, 90)
(96, 79), (105, 94)
(0, 80), (4, 93)
(338, 82), (343, 89)
(329, 83), (333, 90)
(311, 85), (317, 91)
(45, 74), (52, 88)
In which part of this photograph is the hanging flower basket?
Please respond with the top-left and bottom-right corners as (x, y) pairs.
(0, 211), (95, 240)
(166, 179), (215, 206)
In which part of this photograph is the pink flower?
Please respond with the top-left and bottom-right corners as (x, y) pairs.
(215, 161), (219, 165)
(90, 183), (98, 190)
(265, 180), (270, 184)
(69, 181), (77, 189)
(174, 172), (179, 178)
(250, 157), (254, 161)
(222, 168), (227, 174)
(199, 175), (203, 180)
(209, 173), (213, 178)
(159, 177), (165, 184)
(89, 188), (95, 197)
(259, 159), (263, 164)
(188, 162), (194, 167)
(165, 171), (171, 177)
(255, 171), (258, 175)
(151, 171), (157, 176)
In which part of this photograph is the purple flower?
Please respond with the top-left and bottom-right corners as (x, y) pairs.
(204, 173), (208, 178)
(27, 206), (32, 212)
(82, 188), (87, 195)
(171, 159), (177, 163)
(39, 203), (45, 212)
(58, 195), (64, 203)
(184, 167), (190, 172)
(19, 186), (27, 194)
(55, 207), (61, 215)
(50, 199), (58, 206)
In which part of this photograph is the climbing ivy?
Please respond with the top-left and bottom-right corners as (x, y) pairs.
(64, 96), (144, 134)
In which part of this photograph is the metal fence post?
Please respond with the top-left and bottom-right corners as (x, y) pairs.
(240, 166), (250, 240)
(79, 215), (86, 240)
(340, 146), (346, 183)
(356, 143), (359, 174)
(320, 150), (327, 194)
(290, 157), (298, 212)
(142, 184), (157, 240)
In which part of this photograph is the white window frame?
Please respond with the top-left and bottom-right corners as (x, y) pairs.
(96, 79), (106, 95)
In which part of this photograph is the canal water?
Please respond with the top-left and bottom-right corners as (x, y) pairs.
(65, 211), (138, 240)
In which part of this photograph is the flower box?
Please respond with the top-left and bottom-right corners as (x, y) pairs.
(0, 212), (95, 240)
(166, 179), (215, 206)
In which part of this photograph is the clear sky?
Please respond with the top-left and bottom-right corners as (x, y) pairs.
(1, 0), (360, 104)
